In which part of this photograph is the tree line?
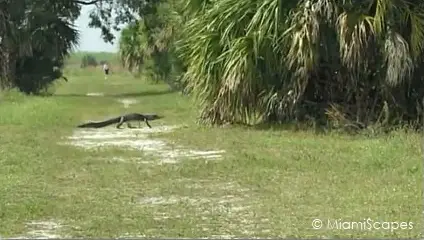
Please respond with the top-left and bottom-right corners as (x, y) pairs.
(2, 0), (424, 131)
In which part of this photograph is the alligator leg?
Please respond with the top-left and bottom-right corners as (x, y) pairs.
(145, 119), (152, 128)
(116, 116), (125, 129)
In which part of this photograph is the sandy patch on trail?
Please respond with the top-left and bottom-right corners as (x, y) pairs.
(86, 92), (104, 96)
(181, 180), (250, 192)
(64, 125), (225, 163)
(117, 98), (138, 108)
(109, 82), (127, 85)
(138, 195), (245, 206)
(137, 192), (268, 237)
(119, 233), (148, 238)
(9, 220), (67, 239)
(135, 180), (268, 236)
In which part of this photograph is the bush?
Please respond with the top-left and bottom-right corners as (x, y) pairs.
(80, 54), (98, 68)
(14, 51), (68, 94)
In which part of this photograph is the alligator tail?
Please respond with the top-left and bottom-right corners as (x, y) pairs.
(77, 117), (122, 128)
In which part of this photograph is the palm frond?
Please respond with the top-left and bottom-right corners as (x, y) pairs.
(336, 12), (374, 71)
(373, 0), (390, 35)
(403, 7), (424, 60)
(383, 30), (413, 86)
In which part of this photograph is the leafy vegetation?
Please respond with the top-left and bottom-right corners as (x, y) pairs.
(4, 0), (423, 130)
(118, 0), (184, 90)
(80, 54), (98, 68)
(0, 0), (127, 94)
(2, 0), (424, 129)
(0, 0), (80, 94)
(113, 0), (424, 131)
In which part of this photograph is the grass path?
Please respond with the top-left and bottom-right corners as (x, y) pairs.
(0, 67), (422, 238)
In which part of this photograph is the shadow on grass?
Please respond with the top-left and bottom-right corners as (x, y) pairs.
(109, 89), (176, 97)
(54, 89), (176, 98)
(251, 122), (395, 138)
(228, 121), (330, 135)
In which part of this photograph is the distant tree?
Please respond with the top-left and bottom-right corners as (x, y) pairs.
(118, 21), (145, 73)
(80, 54), (98, 68)
(117, 0), (185, 91)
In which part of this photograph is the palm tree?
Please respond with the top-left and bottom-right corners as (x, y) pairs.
(178, 0), (298, 124)
(284, 0), (424, 128)
(178, 0), (424, 128)
(119, 21), (147, 73)
(118, 0), (185, 87)
(0, 0), (79, 93)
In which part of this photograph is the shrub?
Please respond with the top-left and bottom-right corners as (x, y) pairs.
(80, 54), (98, 68)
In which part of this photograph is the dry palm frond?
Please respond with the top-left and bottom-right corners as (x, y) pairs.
(325, 103), (347, 128)
(313, 0), (338, 21)
(284, 1), (320, 73)
(282, 0), (324, 115)
(383, 30), (413, 86)
(376, 100), (389, 126)
(336, 11), (374, 71)
(325, 103), (365, 130)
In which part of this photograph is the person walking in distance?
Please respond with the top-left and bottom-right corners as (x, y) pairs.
(103, 62), (110, 80)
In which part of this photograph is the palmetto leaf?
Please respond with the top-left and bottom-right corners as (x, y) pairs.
(383, 30), (413, 86)
(336, 12), (374, 71)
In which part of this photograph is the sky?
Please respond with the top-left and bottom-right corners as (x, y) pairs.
(74, 5), (121, 52)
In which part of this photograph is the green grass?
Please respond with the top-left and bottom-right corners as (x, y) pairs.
(0, 59), (422, 238)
